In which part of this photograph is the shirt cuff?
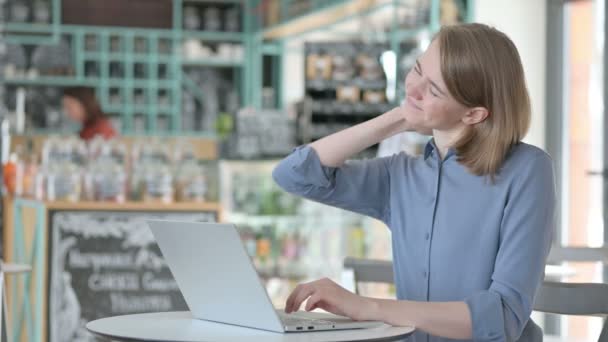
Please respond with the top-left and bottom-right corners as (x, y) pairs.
(465, 291), (505, 342)
(282, 145), (336, 188)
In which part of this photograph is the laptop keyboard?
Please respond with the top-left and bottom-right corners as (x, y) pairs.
(277, 312), (336, 326)
(280, 316), (335, 326)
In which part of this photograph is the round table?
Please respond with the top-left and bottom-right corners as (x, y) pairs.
(86, 311), (415, 342)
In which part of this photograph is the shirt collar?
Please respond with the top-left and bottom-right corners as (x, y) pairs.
(423, 139), (435, 160)
(424, 138), (456, 160)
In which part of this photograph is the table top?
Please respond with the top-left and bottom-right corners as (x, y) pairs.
(86, 311), (415, 342)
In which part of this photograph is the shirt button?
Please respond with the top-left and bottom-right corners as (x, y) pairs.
(423, 271), (428, 278)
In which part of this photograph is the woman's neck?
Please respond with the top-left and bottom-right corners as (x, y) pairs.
(432, 127), (466, 160)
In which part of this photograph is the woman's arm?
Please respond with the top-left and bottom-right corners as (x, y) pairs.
(372, 299), (472, 340)
(309, 106), (411, 167)
(272, 106), (413, 223)
(284, 278), (472, 340)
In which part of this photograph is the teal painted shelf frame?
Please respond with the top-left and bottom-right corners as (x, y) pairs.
(2, 0), (472, 135)
(9, 199), (46, 342)
(3, 0), (284, 135)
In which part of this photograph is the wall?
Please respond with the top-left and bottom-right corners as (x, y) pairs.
(472, 0), (547, 148)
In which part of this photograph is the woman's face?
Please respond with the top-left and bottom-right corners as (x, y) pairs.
(403, 39), (470, 133)
(62, 96), (86, 123)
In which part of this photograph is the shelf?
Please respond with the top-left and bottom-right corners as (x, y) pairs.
(124, 131), (218, 138)
(181, 58), (243, 67)
(106, 79), (174, 88)
(134, 105), (151, 112)
(105, 105), (172, 113)
(261, 0), (385, 40)
(25, 128), (79, 135)
(310, 112), (379, 120)
(83, 52), (173, 63)
(182, 0), (242, 3)
(104, 104), (124, 113)
(5, 22), (53, 33)
(182, 30), (244, 42)
(155, 106), (174, 113)
(3, 76), (98, 87)
(134, 54), (173, 63)
(11, 197), (221, 212)
(306, 79), (387, 91)
(309, 101), (392, 116)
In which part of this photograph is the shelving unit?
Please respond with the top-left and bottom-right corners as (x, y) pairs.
(2, 0), (472, 137)
(1, 0), (276, 135)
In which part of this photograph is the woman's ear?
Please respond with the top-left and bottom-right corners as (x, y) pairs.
(462, 107), (489, 125)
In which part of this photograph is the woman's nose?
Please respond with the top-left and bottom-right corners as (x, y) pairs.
(407, 80), (424, 100)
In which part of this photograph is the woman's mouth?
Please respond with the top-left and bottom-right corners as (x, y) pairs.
(406, 97), (422, 111)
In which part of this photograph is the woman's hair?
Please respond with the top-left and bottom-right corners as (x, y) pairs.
(63, 86), (106, 124)
(436, 23), (530, 179)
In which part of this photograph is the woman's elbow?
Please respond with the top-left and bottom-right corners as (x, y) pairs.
(501, 298), (532, 342)
(272, 163), (290, 191)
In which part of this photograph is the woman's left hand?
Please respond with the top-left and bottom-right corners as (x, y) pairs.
(284, 278), (379, 321)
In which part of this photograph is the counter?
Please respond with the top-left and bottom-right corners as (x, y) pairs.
(3, 197), (221, 342)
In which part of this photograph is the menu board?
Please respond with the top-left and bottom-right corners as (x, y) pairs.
(48, 210), (217, 342)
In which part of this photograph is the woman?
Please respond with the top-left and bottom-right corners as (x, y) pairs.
(273, 23), (555, 342)
(62, 87), (117, 140)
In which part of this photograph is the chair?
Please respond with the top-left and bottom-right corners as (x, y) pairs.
(0, 262), (32, 342)
(343, 257), (394, 292)
(534, 281), (608, 342)
(343, 257), (608, 342)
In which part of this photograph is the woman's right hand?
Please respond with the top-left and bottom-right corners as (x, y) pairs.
(385, 103), (433, 136)
(384, 106), (414, 134)
(309, 102), (431, 166)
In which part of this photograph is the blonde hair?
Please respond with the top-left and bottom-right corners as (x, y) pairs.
(437, 23), (530, 179)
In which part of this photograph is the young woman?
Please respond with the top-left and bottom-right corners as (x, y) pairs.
(62, 86), (117, 141)
(273, 23), (555, 342)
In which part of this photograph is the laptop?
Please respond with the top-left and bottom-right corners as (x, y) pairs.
(147, 220), (384, 333)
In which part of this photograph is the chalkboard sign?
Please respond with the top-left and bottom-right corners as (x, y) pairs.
(48, 211), (217, 342)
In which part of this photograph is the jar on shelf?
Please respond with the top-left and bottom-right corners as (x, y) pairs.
(18, 154), (39, 198)
(46, 164), (82, 202)
(173, 141), (207, 202)
(83, 138), (128, 202)
(84, 162), (127, 203)
(175, 163), (207, 202)
(143, 166), (174, 203)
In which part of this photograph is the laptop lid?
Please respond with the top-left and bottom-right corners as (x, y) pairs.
(147, 220), (284, 332)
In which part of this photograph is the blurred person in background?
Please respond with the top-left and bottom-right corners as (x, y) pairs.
(63, 86), (117, 141)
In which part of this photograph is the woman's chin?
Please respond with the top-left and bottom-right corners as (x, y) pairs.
(408, 122), (433, 136)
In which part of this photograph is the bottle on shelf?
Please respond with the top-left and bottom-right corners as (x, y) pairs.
(174, 142), (207, 202)
(84, 140), (127, 202)
(3, 150), (18, 195)
(19, 145), (39, 198)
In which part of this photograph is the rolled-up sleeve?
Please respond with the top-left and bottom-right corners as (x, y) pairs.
(465, 152), (556, 342)
(272, 145), (395, 223)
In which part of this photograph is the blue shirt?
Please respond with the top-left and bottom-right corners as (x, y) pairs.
(272, 140), (556, 342)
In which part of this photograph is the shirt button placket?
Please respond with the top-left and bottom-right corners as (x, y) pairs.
(424, 157), (442, 300)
